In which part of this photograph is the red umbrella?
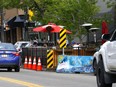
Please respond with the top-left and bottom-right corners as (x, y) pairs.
(33, 23), (72, 34)
(102, 21), (109, 44)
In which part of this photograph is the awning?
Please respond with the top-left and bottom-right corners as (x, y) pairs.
(7, 15), (35, 28)
(7, 15), (25, 27)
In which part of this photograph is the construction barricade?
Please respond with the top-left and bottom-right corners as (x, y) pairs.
(37, 57), (42, 71)
(47, 49), (54, 69)
(22, 47), (96, 71)
(22, 47), (48, 70)
(23, 56), (28, 69)
(56, 55), (94, 73)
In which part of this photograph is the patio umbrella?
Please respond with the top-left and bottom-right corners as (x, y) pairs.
(33, 23), (72, 44)
(102, 20), (109, 44)
(33, 23), (72, 34)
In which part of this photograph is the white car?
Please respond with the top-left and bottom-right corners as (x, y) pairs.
(93, 29), (116, 87)
(14, 41), (32, 53)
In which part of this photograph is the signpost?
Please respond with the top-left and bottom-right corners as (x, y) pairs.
(59, 29), (66, 55)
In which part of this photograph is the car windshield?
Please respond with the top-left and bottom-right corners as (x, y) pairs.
(0, 43), (16, 50)
(20, 43), (29, 48)
(14, 42), (30, 48)
(14, 42), (21, 48)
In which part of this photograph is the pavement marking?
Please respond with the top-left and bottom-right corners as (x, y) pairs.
(0, 77), (43, 87)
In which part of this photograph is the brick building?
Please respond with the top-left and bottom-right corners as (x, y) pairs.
(0, 8), (35, 44)
(0, 8), (25, 43)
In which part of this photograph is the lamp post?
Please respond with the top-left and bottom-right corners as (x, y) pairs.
(89, 28), (99, 43)
(82, 23), (92, 46)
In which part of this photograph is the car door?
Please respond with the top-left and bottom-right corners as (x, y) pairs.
(106, 30), (116, 70)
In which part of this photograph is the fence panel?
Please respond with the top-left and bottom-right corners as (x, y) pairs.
(21, 47), (96, 69)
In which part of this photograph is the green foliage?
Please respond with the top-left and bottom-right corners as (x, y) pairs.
(102, 0), (116, 8)
(0, 0), (21, 8)
(1, 0), (113, 42)
(42, 0), (101, 42)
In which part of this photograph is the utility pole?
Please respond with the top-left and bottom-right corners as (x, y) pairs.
(24, 6), (29, 41)
(0, 8), (5, 42)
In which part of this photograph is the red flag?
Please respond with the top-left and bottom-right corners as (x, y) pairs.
(102, 21), (109, 44)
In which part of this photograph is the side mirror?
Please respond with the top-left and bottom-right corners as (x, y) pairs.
(101, 34), (110, 40)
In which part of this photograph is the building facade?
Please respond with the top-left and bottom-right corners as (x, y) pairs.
(0, 8), (24, 43)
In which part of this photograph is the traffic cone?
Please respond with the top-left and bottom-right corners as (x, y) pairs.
(32, 56), (37, 70)
(23, 56), (28, 69)
(37, 57), (42, 71)
(28, 56), (32, 69)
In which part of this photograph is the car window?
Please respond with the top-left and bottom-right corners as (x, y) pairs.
(14, 42), (20, 48)
(110, 30), (116, 41)
(0, 43), (15, 50)
(25, 43), (30, 47)
(20, 43), (28, 48)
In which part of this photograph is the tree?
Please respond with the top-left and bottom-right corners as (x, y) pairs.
(33, 0), (101, 43)
(102, 0), (116, 28)
(0, 0), (113, 43)
(32, 0), (114, 43)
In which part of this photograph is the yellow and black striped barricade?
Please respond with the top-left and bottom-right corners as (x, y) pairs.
(59, 29), (66, 48)
(59, 29), (66, 55)
(47, 49), (54, 69)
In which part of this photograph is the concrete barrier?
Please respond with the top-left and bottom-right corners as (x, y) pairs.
(56, 55), (93, 73)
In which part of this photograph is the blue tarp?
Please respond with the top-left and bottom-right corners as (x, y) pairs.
(56, 55), (93, 73)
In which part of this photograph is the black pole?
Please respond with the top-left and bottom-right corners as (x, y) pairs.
(82, 23), (92, 47)
(87, 29), (89, 46)
(24, 6), (29, 41)
(0, 8), (5, 42)
(85, 26), (91, 46)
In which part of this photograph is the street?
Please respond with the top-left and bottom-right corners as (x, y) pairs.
(0, 68), (116, 87)
(0, 0), (115, 87)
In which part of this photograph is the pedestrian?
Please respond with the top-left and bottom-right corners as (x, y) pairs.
(57, 39), (60, 45)
(43, 43), (47, 47)
(33, 41), (38, 47)
(72, 42), (79, 49)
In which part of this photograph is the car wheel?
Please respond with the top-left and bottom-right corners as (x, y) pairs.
(93, 60), (97, 75)
(96, 60), (112, 87)
(15, 66), (20, 72)
(7, 68), (12, 72)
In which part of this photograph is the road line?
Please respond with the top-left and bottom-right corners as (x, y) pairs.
(0, 77), (43, 87)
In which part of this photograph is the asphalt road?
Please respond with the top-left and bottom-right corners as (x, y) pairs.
(0, 68), (116, 87)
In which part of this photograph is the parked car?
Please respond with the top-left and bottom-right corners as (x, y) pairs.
(14, 41), (32, 53)
(0, 43), (20, 72)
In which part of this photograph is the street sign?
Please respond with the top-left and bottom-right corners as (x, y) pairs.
(59, 29), (66, 48)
